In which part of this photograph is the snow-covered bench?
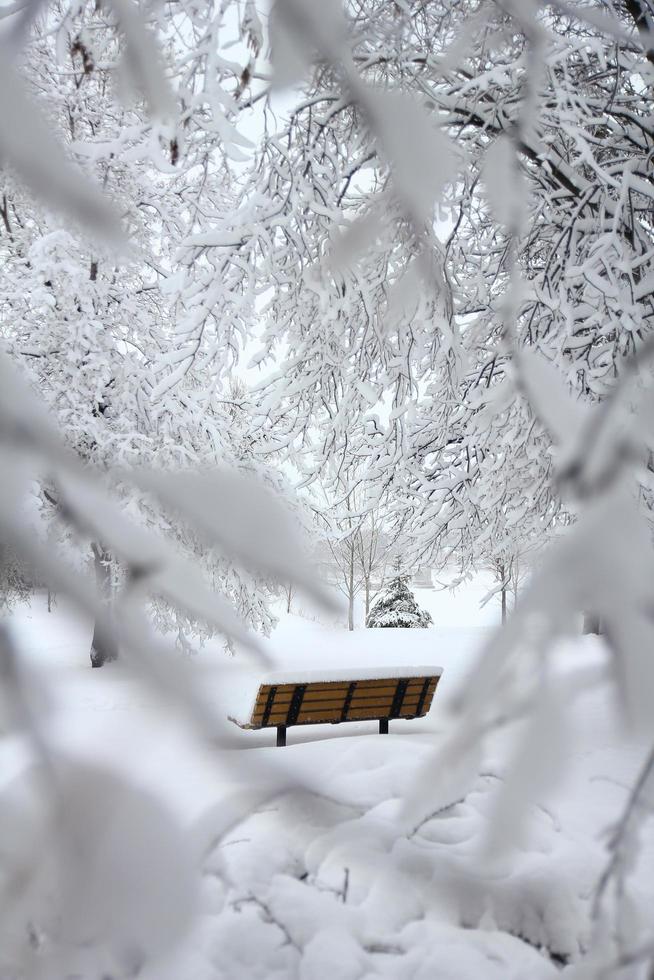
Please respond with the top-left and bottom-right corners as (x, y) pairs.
(233, 666), (443, 746)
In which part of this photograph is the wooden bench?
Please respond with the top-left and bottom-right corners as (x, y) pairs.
(233, 667), (443, 746)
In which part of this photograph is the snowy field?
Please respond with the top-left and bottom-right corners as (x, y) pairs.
(4, 584), (654, 979)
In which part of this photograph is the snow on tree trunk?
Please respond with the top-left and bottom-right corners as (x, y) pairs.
(366, 576), (433, 629)
(90, 544), (118, 668)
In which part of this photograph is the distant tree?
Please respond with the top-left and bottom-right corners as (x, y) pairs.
(355, 508), (389, 622)
(324, 522), (362, 632)
(366, 575), (433, 629)
(0, 546), (31, 611)
(479, 546), (540, 625)
(315, 456), (366, 631)
(282, 581), (294, 614)
(311, 416), (397, 630)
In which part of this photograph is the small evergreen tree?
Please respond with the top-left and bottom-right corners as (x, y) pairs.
(366, 576), (433, 629)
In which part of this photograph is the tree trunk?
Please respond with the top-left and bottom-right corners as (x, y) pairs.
(583, 613), (602, 635)
(90, 544), (118, 668)
(499, 562), (507, 625)
(347, 552), (355, 631)
(364, 577), (370, 625)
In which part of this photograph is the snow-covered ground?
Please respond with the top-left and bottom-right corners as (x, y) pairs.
(4, 583), (654, 979)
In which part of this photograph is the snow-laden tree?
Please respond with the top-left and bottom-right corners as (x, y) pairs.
(190, 0), (654, 582)
(393, 0), (654, 577)
(5, 0), (654, 974)
(0, 0), (285, 662)
(366, 574), (433, 629)
(355, 504), (390, 621)
(0, 0), (342, 968)
(310, 416), (397, 629)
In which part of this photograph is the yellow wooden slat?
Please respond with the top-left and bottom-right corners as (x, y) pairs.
(349, 692), (395, 705)
(296, 708), (343, 723)
(258, 682), (350, 696)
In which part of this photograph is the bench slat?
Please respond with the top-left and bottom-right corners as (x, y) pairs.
(258, 682), (350, 696)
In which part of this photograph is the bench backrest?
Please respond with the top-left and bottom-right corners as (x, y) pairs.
(249, 673), (441, 729)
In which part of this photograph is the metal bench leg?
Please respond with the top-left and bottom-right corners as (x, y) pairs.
(379, 718), (389, 735)
(277, 725), (287, 747)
